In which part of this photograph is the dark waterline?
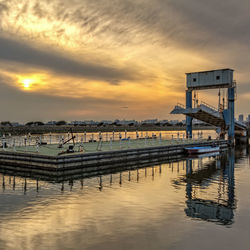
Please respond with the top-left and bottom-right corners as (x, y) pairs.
(0, 147), (249, 250)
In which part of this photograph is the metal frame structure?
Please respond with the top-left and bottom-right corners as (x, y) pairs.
(185, 69), (235, 145)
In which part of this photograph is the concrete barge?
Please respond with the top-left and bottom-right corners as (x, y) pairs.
(0, 140), (228, 180)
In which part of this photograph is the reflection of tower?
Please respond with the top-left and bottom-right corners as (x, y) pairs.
(186, 159), (192, 200)
(184, 152), (235, 225)
(227, 148), (235, 208)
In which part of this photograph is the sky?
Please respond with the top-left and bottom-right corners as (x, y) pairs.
(0, 0), (250, 122)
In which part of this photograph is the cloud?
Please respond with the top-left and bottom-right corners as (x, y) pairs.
(0, 36), (139, 84)
(0, 0), (250, 120)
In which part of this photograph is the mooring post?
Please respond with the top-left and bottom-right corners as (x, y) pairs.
(119, 133), (122, 148)
(84, 132), (87, 142)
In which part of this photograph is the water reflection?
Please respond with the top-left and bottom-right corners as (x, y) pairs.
(0, 148), (248, 250)
(184, 149), (235, 225)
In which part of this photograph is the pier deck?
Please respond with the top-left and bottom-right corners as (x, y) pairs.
(0, 139), (228, 179)
(0, 138), (217, 156)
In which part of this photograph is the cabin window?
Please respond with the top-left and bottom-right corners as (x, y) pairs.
(193, 78), (197, 82)
(216, 76), (220, 80)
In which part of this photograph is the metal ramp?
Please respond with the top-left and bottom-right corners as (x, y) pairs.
(171, 102), (246, 131)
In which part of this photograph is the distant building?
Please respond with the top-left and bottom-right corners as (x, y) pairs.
(239, 114), (244, 123)
(117, 120), (137, 125)
(11, 122), (20, 127)
(142, 119), (158, 124)
(101, 120), (113, 125)
(69, 121), (86, 125)
(84, 120), (97, 125)
(169, 120), (179, 125)
(248, 115), (250, 122)
(46, 121), (57, 125)
(159, 120), (169, 124)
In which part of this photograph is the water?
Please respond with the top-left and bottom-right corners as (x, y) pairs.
(0, 147), (249, 250)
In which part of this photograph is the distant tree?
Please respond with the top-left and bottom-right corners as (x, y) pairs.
(97, 122), (104, 127)
(154, 122), (161, 126)
(56, 120), (67, 126)
(26, 121), (34, 126)
(176, 122), (184, 126)
(163, 122), (172, 126)
(1, 121), (12, 126)
(34, 121), (44, 126)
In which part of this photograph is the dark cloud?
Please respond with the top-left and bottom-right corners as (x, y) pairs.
(0, 36), (138, 83)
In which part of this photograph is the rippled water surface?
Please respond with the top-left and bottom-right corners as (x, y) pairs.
(0, 147), (249, 250)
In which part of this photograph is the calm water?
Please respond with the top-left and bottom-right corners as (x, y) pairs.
(0, 147), (249, 250)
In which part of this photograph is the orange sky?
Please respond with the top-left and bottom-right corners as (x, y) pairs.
(0, 0), (249, 122)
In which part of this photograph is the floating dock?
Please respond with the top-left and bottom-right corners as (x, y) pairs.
(0, 139), (228, 179)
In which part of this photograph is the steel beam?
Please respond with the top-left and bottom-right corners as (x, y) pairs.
(186, 90), (193, 138)
(228, 87), (235, 145)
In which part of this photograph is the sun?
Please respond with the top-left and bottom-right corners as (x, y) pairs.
(21, 79), (33, 89)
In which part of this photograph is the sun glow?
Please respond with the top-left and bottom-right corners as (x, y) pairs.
(21, 78), (33, 89)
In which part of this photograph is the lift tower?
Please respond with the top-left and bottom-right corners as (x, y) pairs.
(185, 69), (235, 145)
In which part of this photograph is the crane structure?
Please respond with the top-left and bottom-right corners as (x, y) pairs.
(171, 69), (247, 145)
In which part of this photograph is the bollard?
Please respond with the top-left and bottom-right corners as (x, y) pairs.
(99, 132), (102, 141)
(24, 135), (27, 151)
(84, 132), (87, 143)
(136, 130), (139, 140)
(112, 131), (115, 141)
(119, 133), (122, 148)
(49, 132), (52, 144)
(125, 130), (127, 139)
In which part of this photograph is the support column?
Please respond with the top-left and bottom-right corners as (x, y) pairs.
(228, 87), (235, 145)
(186, 90), (193, 138)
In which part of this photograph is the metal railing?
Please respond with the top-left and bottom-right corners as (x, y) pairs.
(199, 101), (218, 113)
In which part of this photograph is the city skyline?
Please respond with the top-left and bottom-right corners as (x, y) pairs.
(0, 0), (250, 122)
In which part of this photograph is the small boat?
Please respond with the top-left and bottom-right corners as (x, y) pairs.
(185, 146), (220, 155)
